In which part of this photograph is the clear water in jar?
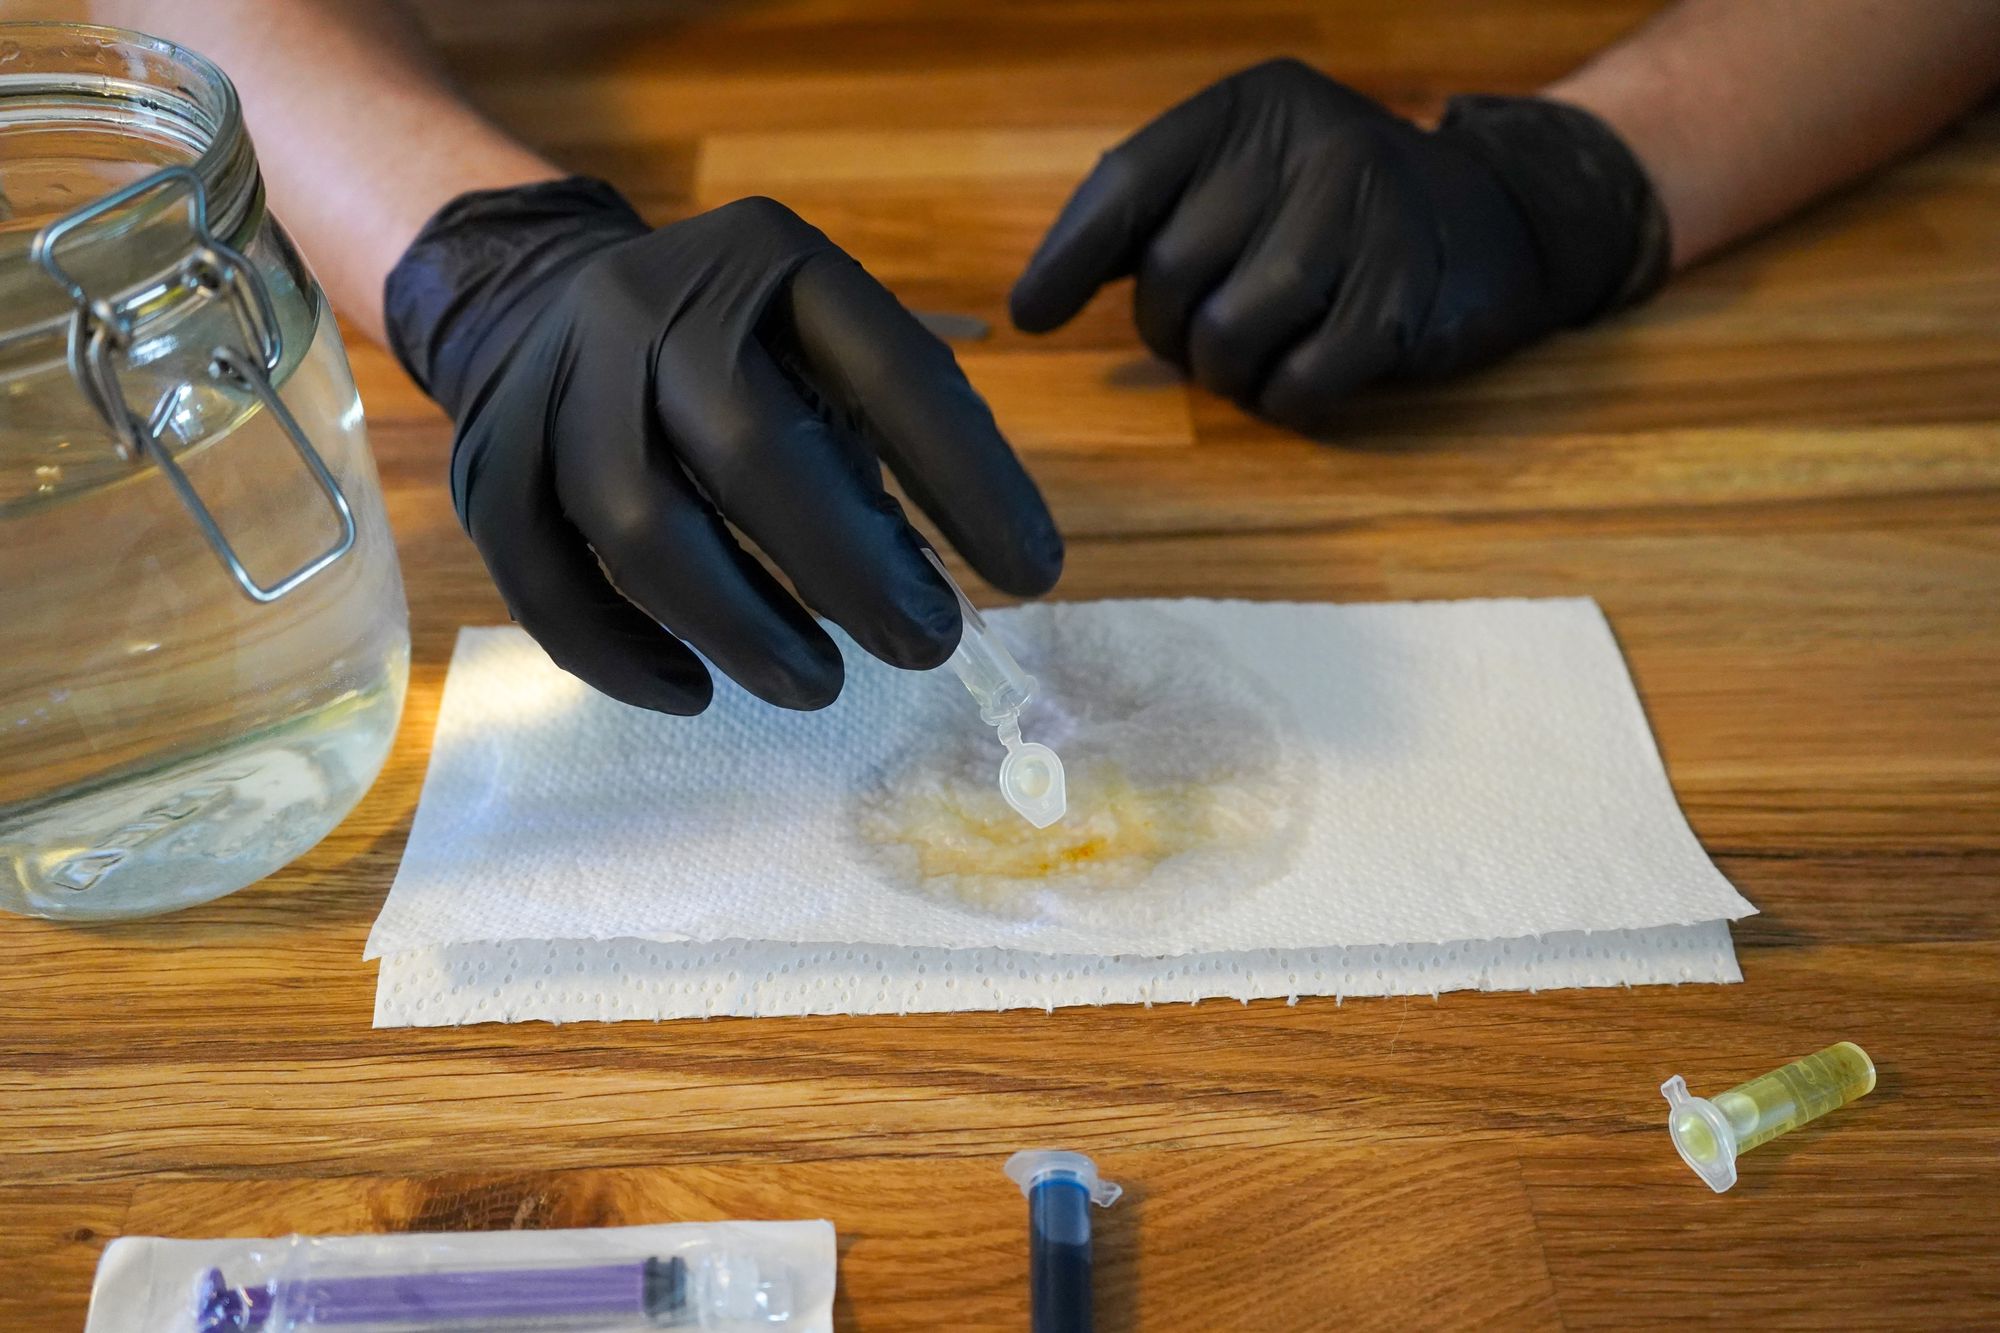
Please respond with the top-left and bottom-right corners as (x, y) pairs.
(0, 304), (409, 920)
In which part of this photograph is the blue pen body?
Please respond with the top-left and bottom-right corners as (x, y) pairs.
(1005, 1150), (1121, 1333)
(1027, 1176), (1094, 1333)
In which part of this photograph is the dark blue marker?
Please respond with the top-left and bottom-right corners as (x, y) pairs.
(1004, 1150), (1123, 1333)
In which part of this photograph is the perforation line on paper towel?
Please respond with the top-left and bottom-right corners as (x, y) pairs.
(373, 921), (1739, 1026)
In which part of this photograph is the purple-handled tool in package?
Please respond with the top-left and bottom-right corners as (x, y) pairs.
(195, 1250), (793, 1331)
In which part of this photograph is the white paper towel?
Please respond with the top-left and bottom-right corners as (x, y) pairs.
(369, 598), (1753, 962)
(374, 922), (1741, 1026)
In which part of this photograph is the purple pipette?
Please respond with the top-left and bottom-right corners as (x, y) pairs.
(195, 1252), (784, 1331)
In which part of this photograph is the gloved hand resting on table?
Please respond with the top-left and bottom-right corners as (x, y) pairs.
(1010, 59), (1670, 436)
(387, 180), (1062, 714)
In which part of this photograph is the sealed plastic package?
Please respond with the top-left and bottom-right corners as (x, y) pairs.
(83, 1221), (837, 1333)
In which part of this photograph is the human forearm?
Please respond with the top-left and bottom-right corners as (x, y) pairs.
(1546, 0), (2000, 268)
(90, 2), (1061, 720)
(89, 0), (557, 342)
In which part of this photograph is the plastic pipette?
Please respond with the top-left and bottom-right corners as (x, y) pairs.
(195, 1252), (792, 1330)
(1661, 1041), (1876, 1193)
(922, 549), (1066, 828)
(1005, 1150), (1122, 1333)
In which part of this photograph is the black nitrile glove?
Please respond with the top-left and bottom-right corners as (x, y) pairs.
(387, 180), (1061, 714)
(1011, 59), (1669, 435)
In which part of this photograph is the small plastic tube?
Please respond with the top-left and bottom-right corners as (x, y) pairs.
(1661, 1041), (1876, 1193)
(922, 550), (1066, 828)
(1004, 1150), (1121, 1333)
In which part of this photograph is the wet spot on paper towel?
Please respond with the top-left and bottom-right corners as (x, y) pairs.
(854, 604), (1310, 926)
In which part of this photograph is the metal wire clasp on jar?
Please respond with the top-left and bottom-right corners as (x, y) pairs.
(0, 22), (410, 920)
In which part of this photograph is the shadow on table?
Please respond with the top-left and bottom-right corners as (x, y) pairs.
(1095, 1174), (1146, 1333)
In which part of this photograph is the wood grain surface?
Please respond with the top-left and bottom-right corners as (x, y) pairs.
(5, 2), (1999, 1328)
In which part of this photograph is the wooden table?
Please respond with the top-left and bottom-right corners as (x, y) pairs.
(6, 2), (1998, 1327)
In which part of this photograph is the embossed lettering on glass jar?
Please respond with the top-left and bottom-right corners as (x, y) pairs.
(0, 24), (409, 919)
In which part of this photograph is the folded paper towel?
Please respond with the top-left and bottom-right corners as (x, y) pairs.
(375, 922), (1742, 1026)
(370, 599), (1753, 965)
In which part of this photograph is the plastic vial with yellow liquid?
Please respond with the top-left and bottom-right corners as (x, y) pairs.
(1661, 1041), (1876, 1192)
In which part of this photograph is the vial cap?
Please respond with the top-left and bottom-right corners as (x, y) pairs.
(1004, 1149), (1123, 1207)
(1661, 1075), (1739, 1193)
(1000, 741), (1067, 828)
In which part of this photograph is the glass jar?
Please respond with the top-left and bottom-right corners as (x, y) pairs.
(0, 24), (409, 920)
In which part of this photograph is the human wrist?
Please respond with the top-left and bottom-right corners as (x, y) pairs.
(1438, 93), (1671, 325)
(383, 175), (650, 416)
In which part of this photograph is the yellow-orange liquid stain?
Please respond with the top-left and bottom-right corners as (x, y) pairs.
(859, 759), (1286, 915)
(853, 603), (1307, 921)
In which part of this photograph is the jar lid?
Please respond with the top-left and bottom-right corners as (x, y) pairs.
(0, 23), (261, 367)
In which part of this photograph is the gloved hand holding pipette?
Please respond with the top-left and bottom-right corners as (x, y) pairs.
(386, 181), (1064, 716)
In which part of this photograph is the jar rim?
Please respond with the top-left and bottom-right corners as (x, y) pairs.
(0, 22), (262, 352)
